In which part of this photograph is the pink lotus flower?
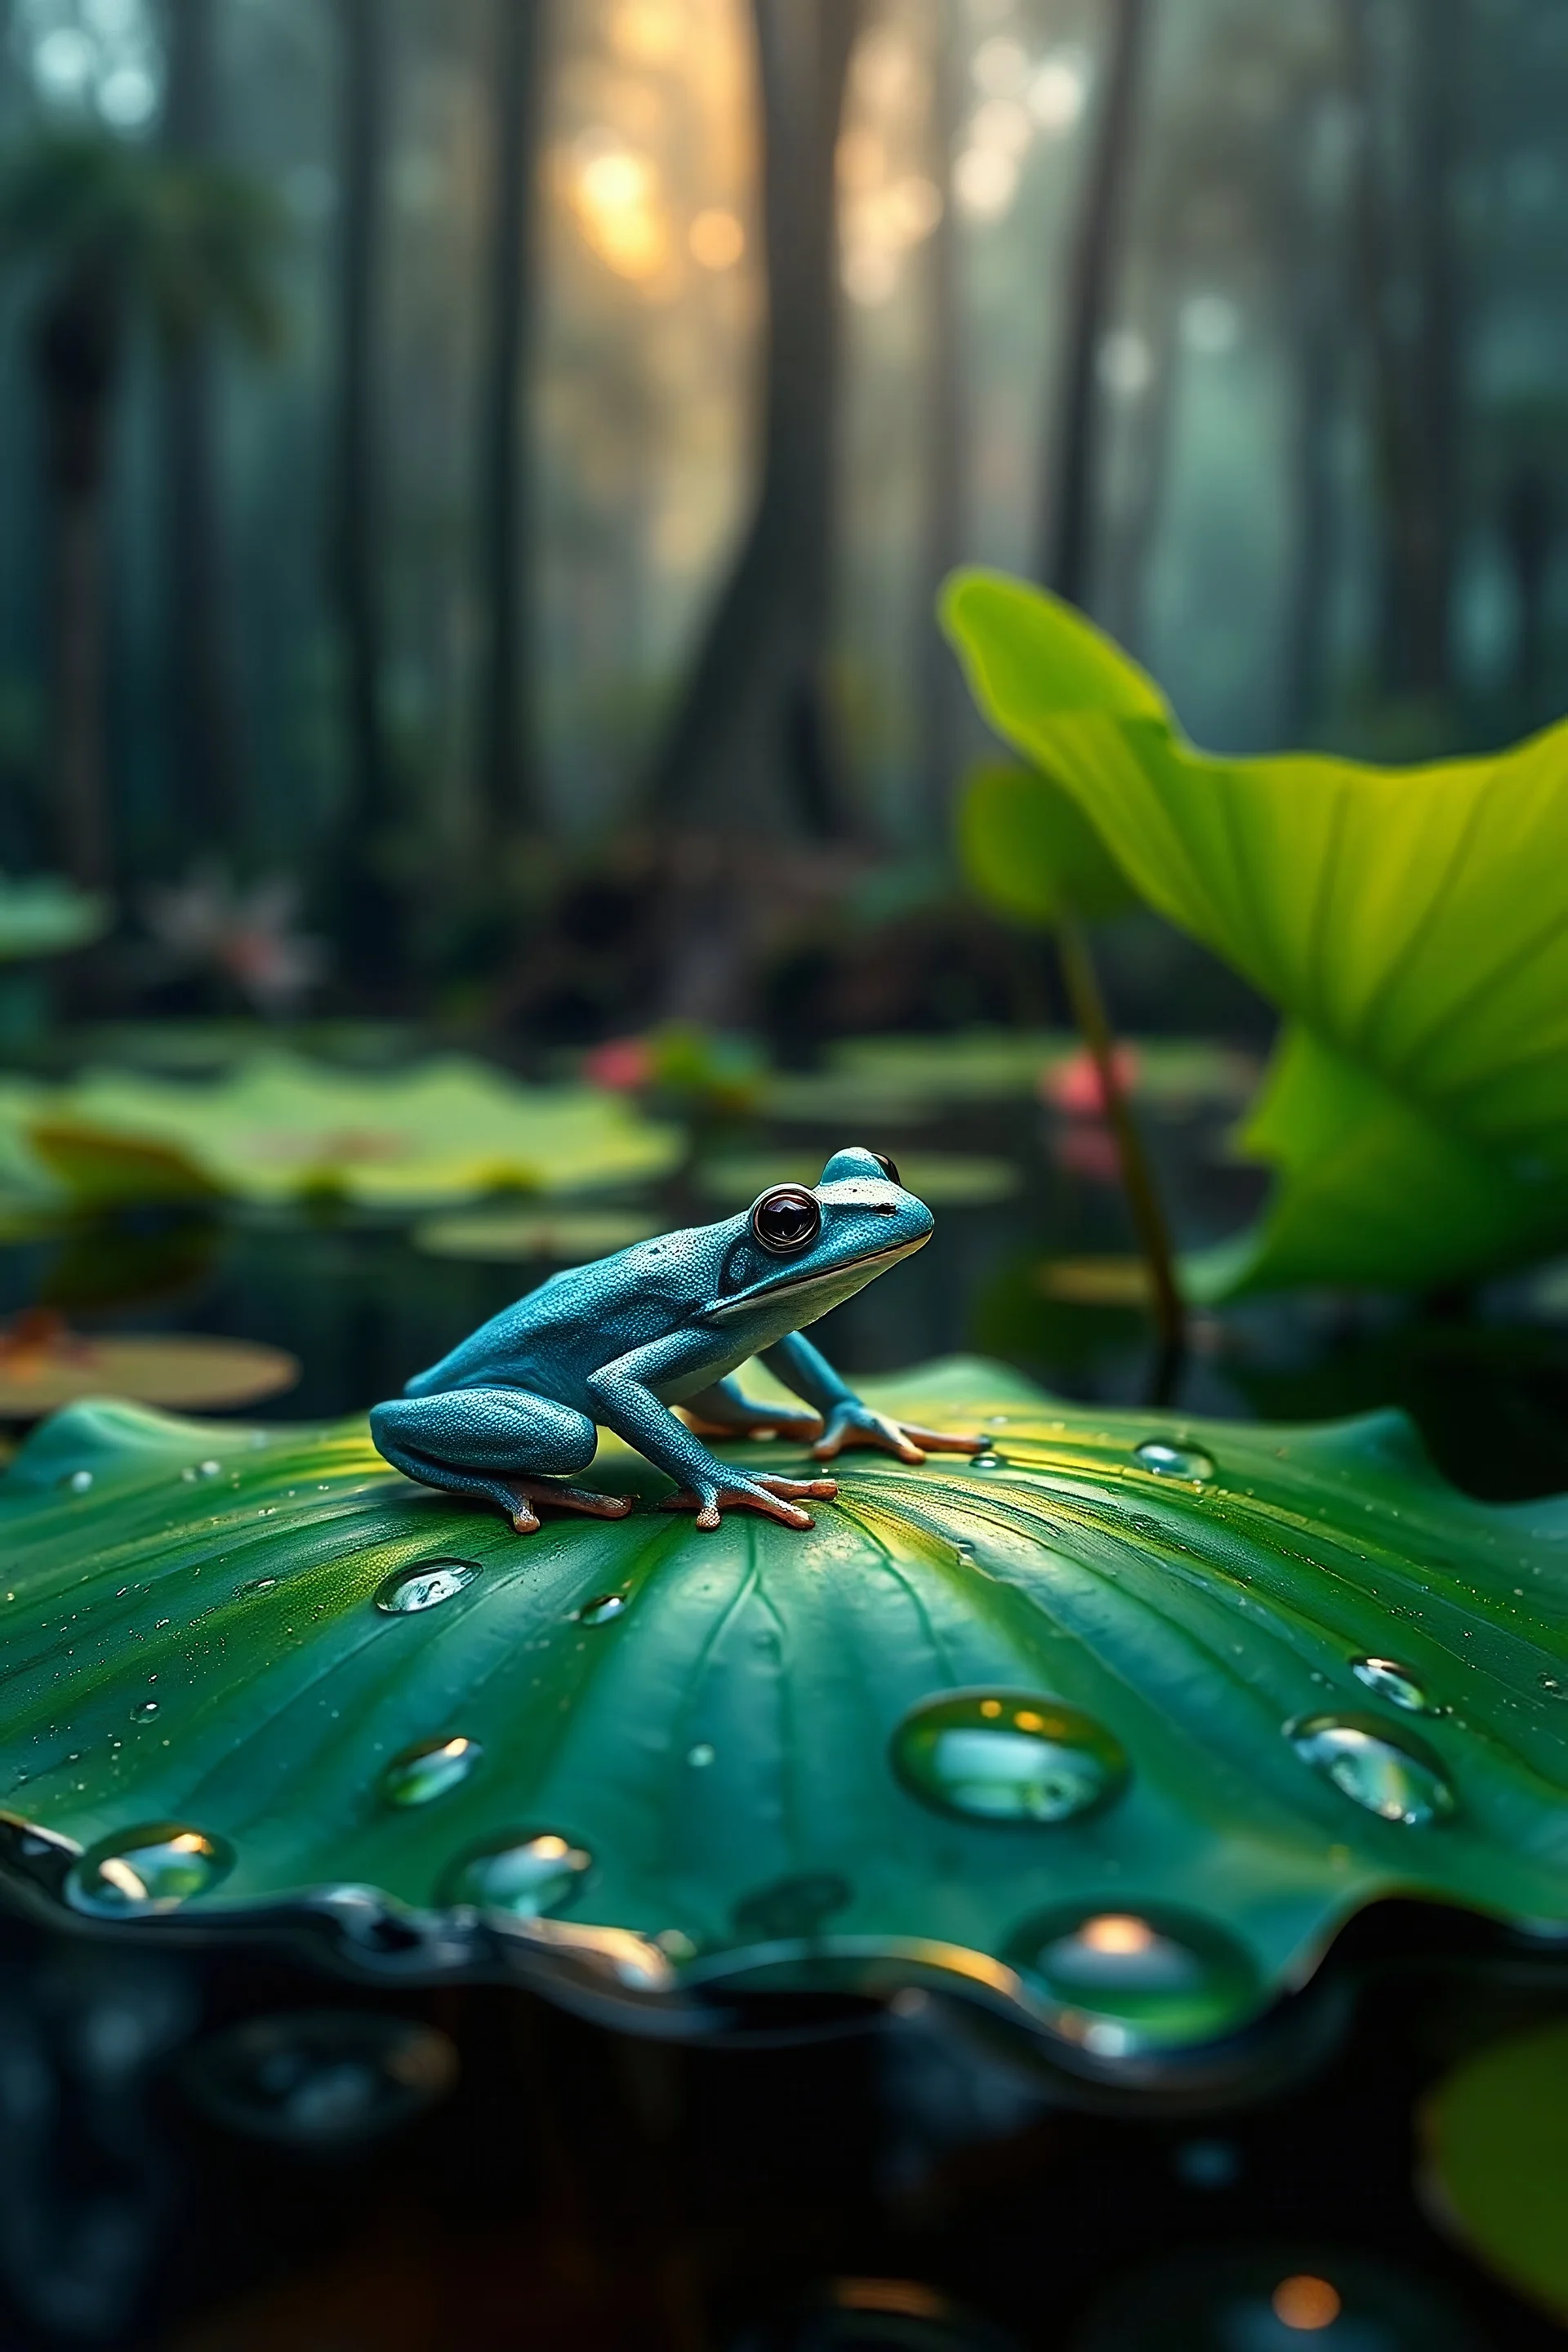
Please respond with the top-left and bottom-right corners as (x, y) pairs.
(1041, 1044), (1140, 1117)
(584, 1036), (655, 1092)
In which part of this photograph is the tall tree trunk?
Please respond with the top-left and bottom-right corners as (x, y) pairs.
(37, 277), (117, 890)
(641, 0), (863, 839)
(332, 0), (398, 981)
(1406, 0), (1460, 697)
(163, 0), (240, 867)
(919, 0), (964, 839)
(477, 0), (545, 846)
(1037, 0), (1150, 605)
(1342, 0), (1459, 702)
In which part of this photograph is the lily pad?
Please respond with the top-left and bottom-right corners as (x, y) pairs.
(413, 1208), (662, 1263)
(0, 873), (111, 962)
(28, 1052), (683, 1210)
(0, 1321), (299, 1417)
(2, 1359), (1567, 2072)
(943, 568), (1568, 1298)
(1422, 2017), (1568, 2322)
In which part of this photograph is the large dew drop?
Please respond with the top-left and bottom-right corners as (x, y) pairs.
(380, 1735), (481, 1808)
(1006, 1904), (1258, 2050)
(374, 1557), (479, 1615)
(440, 1831), (591, 1918)
(1132, 1439), (1216, 1483)
(1287, 1713), (1454, 1826)
(1351, 1656), (1435, 1713)
(66, 1824), (234, 1918)
(892, 1692), (1128, 1824)
(576, 1592), (626, 1627)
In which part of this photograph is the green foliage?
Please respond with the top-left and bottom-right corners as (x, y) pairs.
(959, 761), (1138, 925)
(24, 1051), (684, 1209)
(1423, 2019), (1568, 2321)
(0, 871), (109, 961)
(0, 127), (287, 355)
(3, 1358), (1568, 2067)
(943, 568), (1568, 1297)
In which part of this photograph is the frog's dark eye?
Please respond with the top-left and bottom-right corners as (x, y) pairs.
(868, 1151), (900, 1186)
(752, 1187), (821, 1254)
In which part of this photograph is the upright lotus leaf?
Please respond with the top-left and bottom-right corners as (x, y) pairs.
(942, 568), (1568, 1298)
(3, 1358), (1568, 2076)
(28, 1051), (683, 1209)
(959, 761), (1139, 926)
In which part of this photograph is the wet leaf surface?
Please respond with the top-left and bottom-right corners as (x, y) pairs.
(2, 1357), (1566, 2067)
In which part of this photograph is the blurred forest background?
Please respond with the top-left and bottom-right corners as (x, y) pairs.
(0, 0), (1564, 1042)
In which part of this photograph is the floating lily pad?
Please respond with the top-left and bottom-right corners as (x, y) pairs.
(2, 1360), (1566, 2071)
(29, 1053), (683, 1209)
(0, 1325), (299, 1418)
(412, 1208), (662, 1263)
(693, 1152), (1023, 1208)
(1422, 2017), (1568, 2322)
(822, 1031), (1074, 1101)
(0, 873), (111, 962)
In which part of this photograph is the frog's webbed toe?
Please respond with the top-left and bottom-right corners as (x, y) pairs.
(503, 1477), (634, 1535)
(659, 1472), (838, 1532)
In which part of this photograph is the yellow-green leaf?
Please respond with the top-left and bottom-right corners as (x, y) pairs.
(27, 1052), (684, 1210)
(943, 568), (1568, 1296)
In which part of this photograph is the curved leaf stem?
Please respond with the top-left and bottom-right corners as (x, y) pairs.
(1054, 908), (1187, 1397)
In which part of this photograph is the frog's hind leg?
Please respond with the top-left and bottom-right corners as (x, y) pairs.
(370, 1388), (634, 1534)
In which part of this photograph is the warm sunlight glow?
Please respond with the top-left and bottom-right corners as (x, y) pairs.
(610, 0), (684, 65)
(1271, 2277), (1343, 2332)
(571, 136), (669, 280)
(1080, 1913), (1156, 1957)
(971, 98), (1032, 157)
(973, 37), (1030, 98)
(954, 145), (1018, 220)
(689, 207), (744, 268)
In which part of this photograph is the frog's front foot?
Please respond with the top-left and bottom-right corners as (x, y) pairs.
(811, 1403), (987, 1465)
(504, 1477), (635, 1535)
(659, 1472), (838, 1533)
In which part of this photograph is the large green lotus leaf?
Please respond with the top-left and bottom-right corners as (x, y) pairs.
(3, 1357), (1568, 2074)
(28, 1052), (683, 1209)
(942, 568), (1568, 1296)
(959, 761), (1139, 925)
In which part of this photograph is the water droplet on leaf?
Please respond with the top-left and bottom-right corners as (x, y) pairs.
(375, 1558), (479, 1615)
(1287, 1713), (1454, 1825)
(61, 1470), (93, 1494)
(131, 1699), (158, 1721)
(1133, 1440), (1215, 1482)
(67, 1824), (233, 1917)
(440, 1831), (590, 1918)
(381, 1735), (481, 1807)
(577, 1592), (626, 1626)
(893, 1692), (1127, 1824)
(1006, 1904), (1258, 2047)
(1351, 1656), (1434, 1713)
(687, 1742), (715, 1768)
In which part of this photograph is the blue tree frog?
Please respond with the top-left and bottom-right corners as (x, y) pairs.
(372, 1147), (982, 1532)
